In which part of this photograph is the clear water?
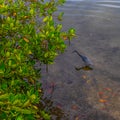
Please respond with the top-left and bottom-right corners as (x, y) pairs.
(40, 0), (120, 119)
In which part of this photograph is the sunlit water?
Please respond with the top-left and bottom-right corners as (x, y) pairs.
(40, 0), (120, 119)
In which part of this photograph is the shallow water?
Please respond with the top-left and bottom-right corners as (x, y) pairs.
(40, 0), (120, 119)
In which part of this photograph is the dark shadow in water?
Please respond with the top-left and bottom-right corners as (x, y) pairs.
(75, 65), (93, 71)
(38, 94), (69, 120)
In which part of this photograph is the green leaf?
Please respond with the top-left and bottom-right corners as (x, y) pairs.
(27, 91), (30, 97)
(68, 28), (76, 36)
(57, 0), (66, 5)
(8, 59), (17, 68)
(30, 9), (34, 15)
(10, 23), (14, 28)
(6, 16), (11, 22)
(56, 24), (62, 31)
(29, 94), (36, 101)
(0, 112), (7, 119)
(58, 12), (64, 21)
(8, 93), (15, 102)
(11, 79), (15, 86)
(6, 51), (10, 57)
(41, 111), (51, 120)
(13, 99), (22, 106)
(1, 83), (7, 90)
(0, 93), (9, 100)
(16, 115), (24, 120)
(0, 62), (5, 73)
(43, 16), (49, 22)
(12, 106), (36, 114)
(16, 54), (21, 61)
(44, 52), (49, 58)
(24, 114), (35, 120)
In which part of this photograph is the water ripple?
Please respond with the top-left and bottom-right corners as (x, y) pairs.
(98, 4), (120, 8)
(57, 0), (120, 17)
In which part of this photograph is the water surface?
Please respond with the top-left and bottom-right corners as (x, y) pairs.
(40, 0), (120, 119)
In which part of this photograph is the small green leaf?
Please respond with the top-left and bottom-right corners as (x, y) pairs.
(8, 93), (15, 102)
(24, 114), (35, 120)
(6, 16), (10, 22)
(0, 62), (5, 73)
(8, 60), (12, 66)
(0, 112), (7, 119)
(6, 51), (10, 57)
(58, 12), (64, 21)
(56, 24), (62, 31)
(13, 99), (21, 106)
(12, 106), (36, 114)
(10, 23), (14, 28)
(30, 9), (34, 15)
(16, 54), (21, 61)
(41, 111), (51, 120)
(43, 16), (48, 22)
(27, 91), (30, 97)
(49, 16), (53, 21)
(16, 115), (24, 120)
(44, 52), (49, 58)
(30, 94), (36, 101)
(23, 100), (30, 107)
(69, 28), (76, 36)
(1, 83), (7, 90)
(0, 93), (9, 100)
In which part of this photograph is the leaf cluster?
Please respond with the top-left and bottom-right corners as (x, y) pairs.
(0, 0), (75, 119)
(0, 79), (51, 120)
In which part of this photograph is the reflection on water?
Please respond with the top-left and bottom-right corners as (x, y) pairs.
(75, 65), (93, 71)
(39, 96), (68, 120)
(98, 4), (120, 8)
(41, 0), (120, 119)
(57, 0), (120, 17)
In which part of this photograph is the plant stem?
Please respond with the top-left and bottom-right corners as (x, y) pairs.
(46, 64), (48, 73)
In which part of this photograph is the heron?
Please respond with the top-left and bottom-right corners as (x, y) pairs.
(73, 50), (93, 71)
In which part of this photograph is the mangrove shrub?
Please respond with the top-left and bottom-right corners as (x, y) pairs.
(0, 0), (75, 119)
